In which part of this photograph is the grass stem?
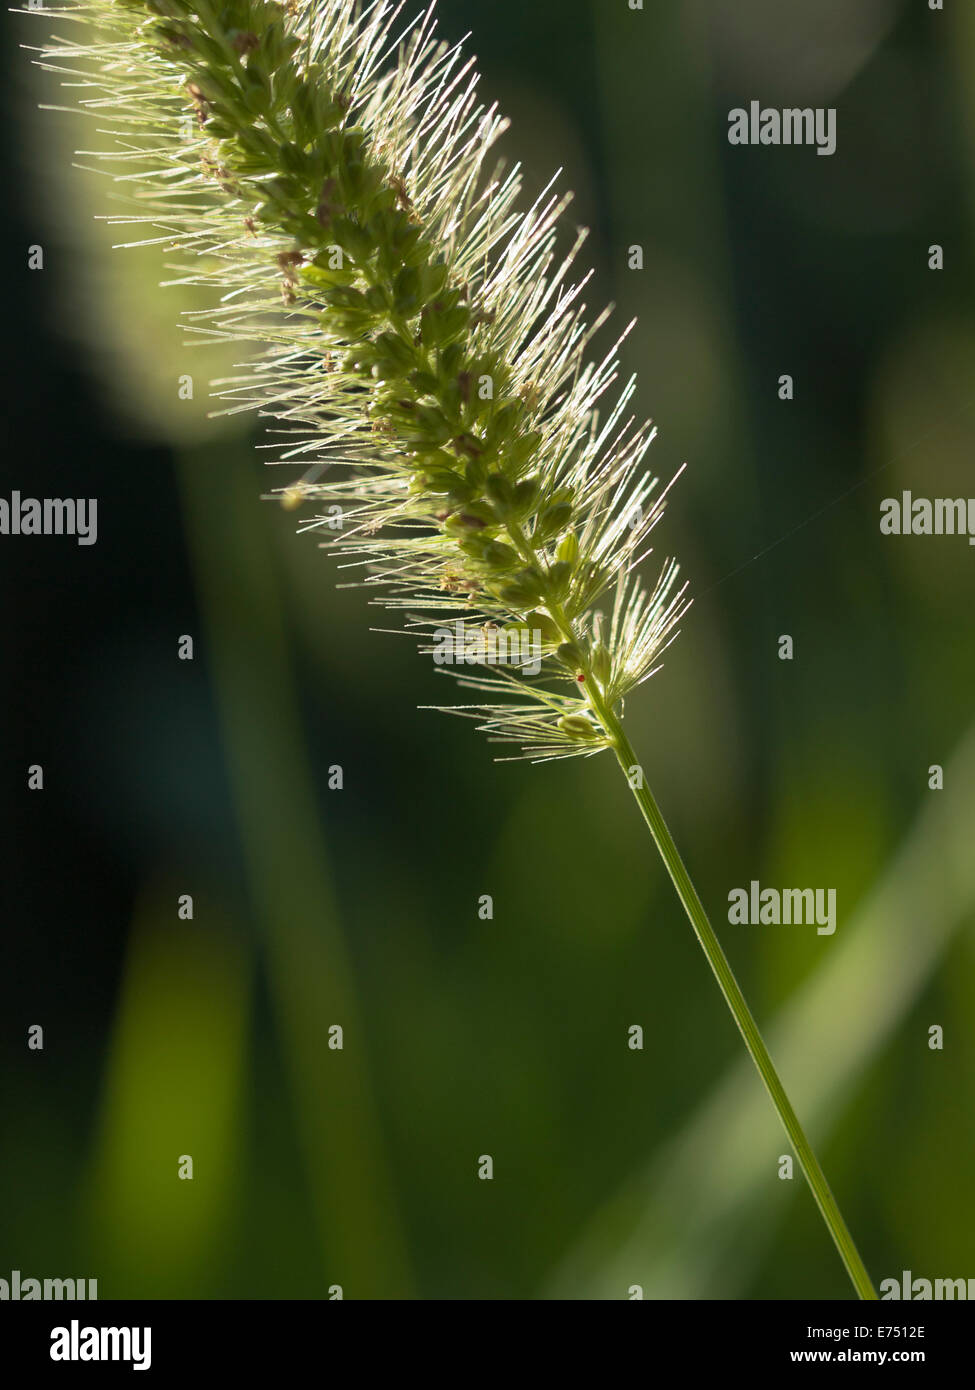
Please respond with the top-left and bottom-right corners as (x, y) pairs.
(596, 706), (877, 1299)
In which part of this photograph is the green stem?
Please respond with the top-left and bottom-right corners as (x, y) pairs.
(594, 699), (876, 1299)
(503, 522), (874, 1295)
(507, 532), (874, 1294)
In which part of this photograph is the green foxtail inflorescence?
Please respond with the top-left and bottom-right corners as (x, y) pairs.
(26, 0), (689, 762)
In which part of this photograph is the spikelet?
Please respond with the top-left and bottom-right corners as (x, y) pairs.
(26, 0), (690, 760)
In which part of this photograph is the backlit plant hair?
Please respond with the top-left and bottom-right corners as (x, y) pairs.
(26, 0), (876, 1299)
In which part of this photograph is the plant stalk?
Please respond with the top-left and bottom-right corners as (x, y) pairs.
(594, 701), (877, 1300)
(506, 498), (874, 1296)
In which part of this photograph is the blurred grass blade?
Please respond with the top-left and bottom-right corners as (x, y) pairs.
(84, 887), (248, 1297)
(177, 440), (412, 1298)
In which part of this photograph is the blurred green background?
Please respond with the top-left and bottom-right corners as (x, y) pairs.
(2, 0), (973, 1299)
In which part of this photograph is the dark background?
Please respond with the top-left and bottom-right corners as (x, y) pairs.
(2, 0), (973, 1299)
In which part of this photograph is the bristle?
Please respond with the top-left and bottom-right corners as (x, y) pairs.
(25, 0), (690, 759)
